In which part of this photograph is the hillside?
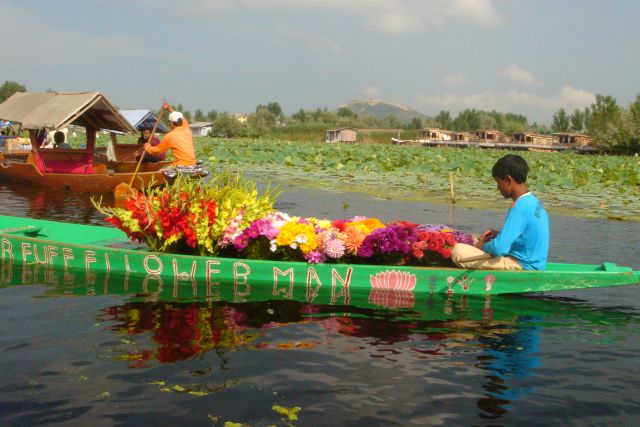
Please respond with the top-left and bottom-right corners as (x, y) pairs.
(338, 99), (426, 124)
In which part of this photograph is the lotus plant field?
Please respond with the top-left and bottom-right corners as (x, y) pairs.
(197, 138), (640, 221)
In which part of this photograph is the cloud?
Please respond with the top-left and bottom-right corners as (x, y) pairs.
(414, 85), (596, 121)
(443, 73), (467, 87)
(141, 0), (501, 34)
(501, 64), (540, 86)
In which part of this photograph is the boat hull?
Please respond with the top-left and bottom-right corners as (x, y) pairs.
(0, 214), (638, 296)
(0, 154), (166, 192)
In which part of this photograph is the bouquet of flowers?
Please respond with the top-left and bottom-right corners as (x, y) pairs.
(93, 174), (278, 255)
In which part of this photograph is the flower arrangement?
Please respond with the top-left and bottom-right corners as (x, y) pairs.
(95, 174), (473, 266)
(93, 174), (279, 255)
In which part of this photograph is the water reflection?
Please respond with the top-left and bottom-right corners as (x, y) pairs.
(3, 260), (636, 421)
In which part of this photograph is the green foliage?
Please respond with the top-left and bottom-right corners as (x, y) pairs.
(0, 80), (26, 103)
(196, 138), (640, 221)
(552, 108), (570, 132)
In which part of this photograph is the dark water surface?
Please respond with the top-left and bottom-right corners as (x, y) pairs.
(1, 182), (639, 426)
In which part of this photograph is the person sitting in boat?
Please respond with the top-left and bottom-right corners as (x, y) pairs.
(143, 102), (196, 166)
(53, 131), (71, 149)
(136, 128), (165, 163)
(451, 154), (549, 270)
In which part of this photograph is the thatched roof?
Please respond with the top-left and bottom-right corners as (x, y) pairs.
(0, 92), (135, 132)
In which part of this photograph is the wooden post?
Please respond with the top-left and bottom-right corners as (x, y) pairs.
(449, 171), (456, 204)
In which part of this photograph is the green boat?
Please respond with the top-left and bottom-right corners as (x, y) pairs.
(1, 214), (638, 296)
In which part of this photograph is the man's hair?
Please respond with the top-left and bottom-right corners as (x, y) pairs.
(53, 131), (65, 144)
(492, 154), (528, 183)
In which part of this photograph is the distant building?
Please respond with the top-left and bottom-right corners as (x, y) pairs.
(474, 129), (510, 143)
(325, 127), (357, 143)
(421, 128), (452, 141)
(451, 131), (472, 142)
(512, 132), (555, 145)
(189, 122), (214, 137)
(552, 132), (593, 147)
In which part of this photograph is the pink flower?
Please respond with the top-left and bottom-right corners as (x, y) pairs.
(323, 238), (345, 259)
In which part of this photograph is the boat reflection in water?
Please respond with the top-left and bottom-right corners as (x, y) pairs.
(1, 259), (636, 420)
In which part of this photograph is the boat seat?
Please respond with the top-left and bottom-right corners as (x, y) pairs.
(38, 149), (94, 174)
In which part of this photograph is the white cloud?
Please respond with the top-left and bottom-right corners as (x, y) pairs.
(443, 73), (467, 87)
(501, 64), (540, 86)
(414, 85), (596, 121)
(142, 0), (501, 34)
(364, 86), (381, 97)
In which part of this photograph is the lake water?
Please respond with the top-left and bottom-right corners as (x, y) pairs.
(1, 181), (639, 426)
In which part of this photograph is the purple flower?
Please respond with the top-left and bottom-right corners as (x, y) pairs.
(304, 250), (327, 264)
(358, 225), (418, 258)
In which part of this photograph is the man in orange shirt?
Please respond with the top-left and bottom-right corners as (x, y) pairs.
(144, 103), (196, 166)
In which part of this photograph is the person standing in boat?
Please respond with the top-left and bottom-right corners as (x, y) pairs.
(137, 127), (165, 163)
(451, 154), (549, 270)
(143, 102), (196, 166)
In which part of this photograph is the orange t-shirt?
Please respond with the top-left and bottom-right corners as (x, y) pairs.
(145, 119), (196, 166)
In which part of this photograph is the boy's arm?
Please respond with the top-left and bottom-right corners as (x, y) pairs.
(483, 209), (525, 256)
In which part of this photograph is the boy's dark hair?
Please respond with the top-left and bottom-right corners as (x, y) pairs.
(492, 154), (528, 183)
(53, 131), (65, 144)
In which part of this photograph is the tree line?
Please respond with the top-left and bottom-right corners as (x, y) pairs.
(2, 80), (638, 154)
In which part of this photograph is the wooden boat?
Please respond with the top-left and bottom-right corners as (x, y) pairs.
(0, 92), (168, 192)
(1, 214), (638, 296)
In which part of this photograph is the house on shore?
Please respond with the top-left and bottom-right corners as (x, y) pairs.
(474, 129), (510, 143)
(325, 127), (357, 143)
(552, 132), (593, 147)
(451, 131), (472, 142)
(189, 122), (214, 137)
(421, 128), (452, 141)
(512, 132), (555, 145)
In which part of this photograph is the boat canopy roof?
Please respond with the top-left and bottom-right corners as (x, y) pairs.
(119, 109), (169, 133)
(0, 91), (135, 133)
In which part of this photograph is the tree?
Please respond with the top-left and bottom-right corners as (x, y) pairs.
(0, 81), (26, 103)
(336, 107), (356, 118)
(292, 108), (307, 123)
(585, 94), (621, 150)
(256, 102), (283, 118)
(435, 110), (453, 129)
(551, 108), (570, 132)
(569, 109), (584, 132)
(194, 109), (206, 122)
(213, 112), (242, 137)
(407, 117), (423, 129)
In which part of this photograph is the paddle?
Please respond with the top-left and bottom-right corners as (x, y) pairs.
(113, 107), (164, 207)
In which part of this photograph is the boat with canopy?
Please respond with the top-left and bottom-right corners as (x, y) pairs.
(0, 91), (170, 192)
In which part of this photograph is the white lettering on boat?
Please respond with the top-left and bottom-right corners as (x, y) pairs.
(143, 255), (163, 275)
(172, 258), (196, 281)
(84, 251), (97, 284)
(273, 267), (294, 298)
(63, 248), (74, 267)
(124, 255), (132, 272)
(306, 267), (322, 302)
(104, 253), (111, 273)
(1, 239), (13, 262)
(331, 267), (352, 305)
(47, 245), (59, 266)
(33, 244), (48, 265)
(21, 243), (32, 263)
(205, 259), (221, 289)
(233, 262), (251, 300)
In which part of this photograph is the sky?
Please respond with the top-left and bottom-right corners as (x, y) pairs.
(2, 0), (639, 123)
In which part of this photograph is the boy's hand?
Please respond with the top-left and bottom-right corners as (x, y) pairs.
(479, 228), (499, 243)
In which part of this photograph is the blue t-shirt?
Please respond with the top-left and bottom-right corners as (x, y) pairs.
(483, 193), (549, 270)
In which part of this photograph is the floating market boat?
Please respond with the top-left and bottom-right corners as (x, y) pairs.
(0, 92), (168, 192)
(1, 214), (638, 296)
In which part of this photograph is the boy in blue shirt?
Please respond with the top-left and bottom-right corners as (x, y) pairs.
(452, 154), (549, 270)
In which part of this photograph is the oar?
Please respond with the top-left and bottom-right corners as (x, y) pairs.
(113, 107), (164, 206)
